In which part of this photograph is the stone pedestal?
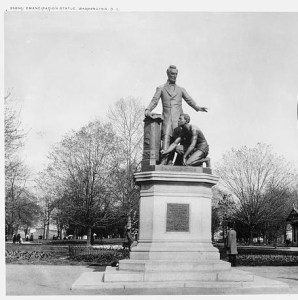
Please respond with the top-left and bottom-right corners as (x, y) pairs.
(129, 166), (221, 260)
(110, 166), (232, 280)
(72, 166), (289, 292)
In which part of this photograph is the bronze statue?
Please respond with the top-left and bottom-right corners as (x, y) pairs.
(160, 113), (210, 167)
(145, 65), (207, 152)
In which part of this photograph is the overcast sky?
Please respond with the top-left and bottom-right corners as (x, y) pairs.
(4, 11), (298, 179)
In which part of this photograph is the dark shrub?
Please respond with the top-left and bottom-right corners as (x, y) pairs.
(5, 250), (54, 263)
(69, 246), (129, 265)
(237, 254), (298, 266)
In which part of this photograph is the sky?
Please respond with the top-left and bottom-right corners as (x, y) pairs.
(4, 10), (298, 181)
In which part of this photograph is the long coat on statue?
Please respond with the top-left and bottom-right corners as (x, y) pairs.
(227, 229), (238, 255)
(146, 82), (200, 138)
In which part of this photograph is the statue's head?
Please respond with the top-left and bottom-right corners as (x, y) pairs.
(178, 113), (190, 126)
(166, 65), (178, 83)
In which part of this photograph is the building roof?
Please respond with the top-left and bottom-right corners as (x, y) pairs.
(286, 205), (298, 222)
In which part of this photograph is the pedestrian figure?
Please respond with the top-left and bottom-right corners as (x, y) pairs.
(29, 233), (34, 241)
(122, 226), (133, 253)
(126, 228), (133, 250)
(12, 234), (17, 244)
(16, 233), (21, 243)
(226, 225), (238, 267)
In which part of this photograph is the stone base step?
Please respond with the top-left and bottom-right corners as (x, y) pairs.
(130, 242), (221, 261)
(71, 270), (289, 293)
(119, 258), (231, 272)
(103, 266), (254, 282)
(130, 250), (220, 261)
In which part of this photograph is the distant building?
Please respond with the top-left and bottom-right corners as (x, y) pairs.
(286, 206), (298, 247)
(18, 222), (60, 240)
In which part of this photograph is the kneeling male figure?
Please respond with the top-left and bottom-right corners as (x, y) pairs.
(161, 113), (209, 166)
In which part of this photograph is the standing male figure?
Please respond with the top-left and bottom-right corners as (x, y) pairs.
(226, 225), (238, 267)
(160, 113), (209, 166)
(145, 65), (208, 151)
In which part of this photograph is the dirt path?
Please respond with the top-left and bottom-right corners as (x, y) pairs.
(6, 264), (105, 295)
(238, 266), (298, 293)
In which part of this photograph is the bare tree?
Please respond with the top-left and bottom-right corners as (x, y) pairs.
(4, 91), (25, 162)
(35, 171), (60, 240)
(5, 159), (41, 238)
(259, 186), (296, 245)
(16, 192), (41, 238)
(215, 143), (297, 244)
(107, 97), (144, 232)
(211, 186), (237, 242)
(42, 120), (120, 245)
(4, 92), (36, 238)
(107, 97), (144, 166)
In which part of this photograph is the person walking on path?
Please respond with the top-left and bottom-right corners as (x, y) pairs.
(226, 226), (238, 267)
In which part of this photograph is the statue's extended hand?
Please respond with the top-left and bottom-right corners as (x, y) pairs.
(145, 109), (153, 118)
(198, 107), (208, 112)
(160, 150), (166, 156)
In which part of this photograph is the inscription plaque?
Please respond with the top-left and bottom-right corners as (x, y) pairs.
(166, 203), (189, 232)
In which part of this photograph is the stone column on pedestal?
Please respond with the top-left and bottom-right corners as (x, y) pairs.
(142, 115), (163, 170)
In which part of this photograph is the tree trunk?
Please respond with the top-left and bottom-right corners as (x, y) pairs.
(91, 228), (94, 245)
(46, 222), (50, 240)
(74, 227), (78, 240)
(283, 227), (287, 244)
(249, 229), (253, 245)
(15, 224), (19, 235)
(86, 226), (92, 246)
(60, 224), (64, 240)
(7, 223), (14, 239)
(43, 218), (46, 240)
(58, 223), (63, 240)
(45, 206), (51, 240)
(127, 210), (132, 228)
(24, 226), (28, 237)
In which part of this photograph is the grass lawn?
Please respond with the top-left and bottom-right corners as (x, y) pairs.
(6, 240), (128, 266)
(6, 241), (298, 266)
